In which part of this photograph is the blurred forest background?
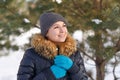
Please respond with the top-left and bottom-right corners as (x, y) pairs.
(0, 0), (120, 80)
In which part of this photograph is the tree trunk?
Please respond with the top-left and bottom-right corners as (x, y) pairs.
(95, 56), (105, 80)
(93, 0), (103, 10)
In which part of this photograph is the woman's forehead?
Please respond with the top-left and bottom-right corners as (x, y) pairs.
(52, 21), (65, 26)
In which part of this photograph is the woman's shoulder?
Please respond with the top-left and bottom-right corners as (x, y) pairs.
(23, 47), (39, 59)
(25, 47), (36, 54)
(24, 48), (49, 61)
(71, 50), (83, 59)
(74, 50), (81, 56)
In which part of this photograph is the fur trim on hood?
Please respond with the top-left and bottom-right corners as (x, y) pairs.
(31, 33), (77, 59)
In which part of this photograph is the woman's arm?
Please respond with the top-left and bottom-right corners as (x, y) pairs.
(17, 49), (56, 80)
(68, 51), (88, 80)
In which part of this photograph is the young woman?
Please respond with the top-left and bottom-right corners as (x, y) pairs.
(17, 12), (88, 80)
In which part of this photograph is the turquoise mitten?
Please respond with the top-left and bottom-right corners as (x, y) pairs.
(54, 55), (73, 70)
(50, 65), (66, 79)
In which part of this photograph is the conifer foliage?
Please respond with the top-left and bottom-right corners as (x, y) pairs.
(0, 0), (120, 80)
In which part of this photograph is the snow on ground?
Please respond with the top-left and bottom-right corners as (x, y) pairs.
(0, 28), (40, 80)
(0, 49), (24, 80)
(0, 28), (120, 80)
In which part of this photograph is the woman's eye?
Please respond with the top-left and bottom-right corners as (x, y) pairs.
(54, 26), (59, 29)
(63, 24), (67, 27)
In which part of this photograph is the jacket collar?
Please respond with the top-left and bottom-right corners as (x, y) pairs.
(31, 33), (77, 59)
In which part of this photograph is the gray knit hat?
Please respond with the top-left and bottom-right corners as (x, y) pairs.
(40, 12), (68, 37)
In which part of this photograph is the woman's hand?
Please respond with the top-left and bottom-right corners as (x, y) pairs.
(54, 55), (73, 70)
(50, 65), (66, 79)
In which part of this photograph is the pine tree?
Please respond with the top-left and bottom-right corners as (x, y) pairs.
(0, 0), (120, 80)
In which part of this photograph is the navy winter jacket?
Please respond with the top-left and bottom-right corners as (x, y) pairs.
(17, 34), (88, 80)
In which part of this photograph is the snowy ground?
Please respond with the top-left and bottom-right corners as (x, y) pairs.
(0, 28), (40, 80)
(0, 28), (120, 80)
(0, 49), (24, 80)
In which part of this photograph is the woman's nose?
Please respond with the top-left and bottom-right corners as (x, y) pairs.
(60, 27), (64, 33)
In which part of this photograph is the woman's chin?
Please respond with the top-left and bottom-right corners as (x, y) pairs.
(57, 39), (66, 42)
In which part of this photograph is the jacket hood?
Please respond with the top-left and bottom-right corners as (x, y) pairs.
(31, 33), (77, 59)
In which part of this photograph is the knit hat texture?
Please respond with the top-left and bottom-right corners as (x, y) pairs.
(40, 12), (68, 37)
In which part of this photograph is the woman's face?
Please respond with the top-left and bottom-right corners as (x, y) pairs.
(46, 21), (68, 43)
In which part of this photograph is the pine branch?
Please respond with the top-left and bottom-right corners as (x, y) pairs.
(71, 0), (85, 15)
